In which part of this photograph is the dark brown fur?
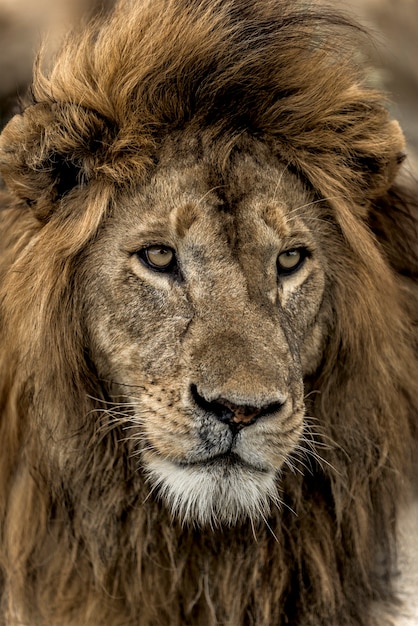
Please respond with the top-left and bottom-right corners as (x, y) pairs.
(0, 1), (417, 624)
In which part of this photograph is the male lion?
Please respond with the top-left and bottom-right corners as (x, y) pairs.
(0, 1), (417, 625)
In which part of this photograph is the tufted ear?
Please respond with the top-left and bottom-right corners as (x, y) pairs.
(0, 103), (112, 222)
(279, 100), (407, 213)
(352, 119), (406, 202)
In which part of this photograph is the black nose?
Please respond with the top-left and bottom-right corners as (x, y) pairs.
(190, 385), (284, 430)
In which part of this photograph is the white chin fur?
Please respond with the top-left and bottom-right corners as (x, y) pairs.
(145, 456), (279, 527)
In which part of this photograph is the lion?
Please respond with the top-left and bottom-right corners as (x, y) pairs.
(0, 0), (417, 624)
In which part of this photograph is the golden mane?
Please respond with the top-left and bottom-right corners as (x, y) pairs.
(0, 1), (417, 624)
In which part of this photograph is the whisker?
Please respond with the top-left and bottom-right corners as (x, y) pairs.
(270, 490), (297, 517)
(303, 389), (322, 400)
(283, 456), (305, 476)
(86, 394), (135, 407)
(286, 194), (347, 218)
(142, 474), (164, 505)
(196, 185), (225, 206)
(296, 438), (343, 478)
(258, 508), (280, 544)
(103, 379), (146, 390)
(249, 514), (259, 543)
(286, 447), (316, 476)
(271, 163), (291, 202)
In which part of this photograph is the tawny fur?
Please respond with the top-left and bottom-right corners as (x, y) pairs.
(0, 1), (417, 625)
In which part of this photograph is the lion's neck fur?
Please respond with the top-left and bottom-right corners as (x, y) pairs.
(0, 439), (405, 626)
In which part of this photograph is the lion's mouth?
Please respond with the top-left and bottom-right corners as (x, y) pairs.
(177, 451), (270, 474)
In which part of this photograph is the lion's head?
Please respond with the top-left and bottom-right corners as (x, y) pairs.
(0, 1), (417, 625)
(80, 135), (329, 526)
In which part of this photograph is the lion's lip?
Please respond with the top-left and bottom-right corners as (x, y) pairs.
(177, 451), (270, 474)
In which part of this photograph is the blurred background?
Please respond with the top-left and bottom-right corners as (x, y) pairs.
(0, 0), (417, 161)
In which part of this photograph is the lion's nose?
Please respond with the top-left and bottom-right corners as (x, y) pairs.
(190, 385), (285, 430)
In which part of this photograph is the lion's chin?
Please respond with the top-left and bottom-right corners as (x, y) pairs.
(144, 455), (279, 527)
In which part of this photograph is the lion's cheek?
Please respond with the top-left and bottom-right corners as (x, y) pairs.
(235, 425), (303, 470)
(86, 301), (189, 384)
(281, 272), (328, 377)
(300, 320), (328, 376)
(139, 412), (205, 460)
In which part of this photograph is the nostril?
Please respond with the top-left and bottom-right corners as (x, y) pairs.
(190, 384), (235, 423)
(190, 384), (285, 429)
(221, 400), (261, 426)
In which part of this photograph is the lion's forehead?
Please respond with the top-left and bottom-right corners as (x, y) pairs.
(118, 145), (313, 252)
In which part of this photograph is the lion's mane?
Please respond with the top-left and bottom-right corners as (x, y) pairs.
(0, 1), (417, 625)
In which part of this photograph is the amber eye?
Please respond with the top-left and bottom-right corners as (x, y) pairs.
(138, 245), (176, 272)
(277, 248), (307, 275)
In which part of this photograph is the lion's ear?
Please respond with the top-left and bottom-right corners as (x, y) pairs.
(354, 119), (406, 202)
(0, 103), (106, 222)
(292, 110), (407, 211)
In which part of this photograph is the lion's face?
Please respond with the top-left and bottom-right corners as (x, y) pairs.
(83, 136), (328, 526)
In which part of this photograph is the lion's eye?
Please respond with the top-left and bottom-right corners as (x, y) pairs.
(138, 245), (176, 272)
(277, 248), (308, 275)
